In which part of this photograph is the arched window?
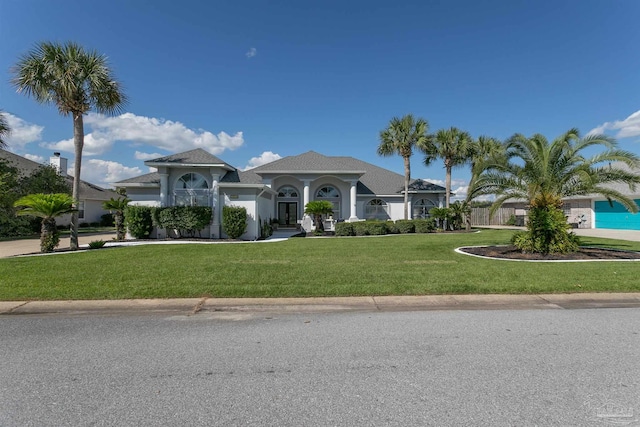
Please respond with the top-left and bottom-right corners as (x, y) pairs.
(316, 186), (340, 198)
(277, 186), (299, 198)
(364, 199), (390, 220)
(316, 185), (340, 218)
(174, 173), (210, 206)
(413, 198), (437, 219)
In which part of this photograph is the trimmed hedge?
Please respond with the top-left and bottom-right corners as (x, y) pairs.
(124, 206), (154, 239)
(335, 222), (355, 236)
(395, 220), (415, 234)
(414, 218), (436, 233)
(223, 206), (248, 239)
(152, 206), (212, 237)
(335, 219), (439, 237)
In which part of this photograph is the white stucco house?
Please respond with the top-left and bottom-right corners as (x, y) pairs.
(115, 149), (448, 240)
(0, 150), (118, 225)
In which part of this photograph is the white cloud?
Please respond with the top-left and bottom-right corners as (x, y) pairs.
(246, 47), (257, 58)
(134, 151), (165, 160)
(44, 112), (245, 156)
(69, 159), (142, 188)
(423, 178), (468, 188)
(243, 151), (282, 170)
(23, 153), (46, 163)
(589, 110), (640, 139)
(4, 113), (44, 147)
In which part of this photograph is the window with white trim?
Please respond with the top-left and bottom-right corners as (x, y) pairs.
(364, 199), (390, 220)
(316, 185), (340, 218)
(173, 173), (210, 206)
(413, 198), (437, 219)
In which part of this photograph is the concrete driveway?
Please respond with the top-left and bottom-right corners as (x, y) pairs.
(0, 232), (117, 258)
(572, 228), (640, 241)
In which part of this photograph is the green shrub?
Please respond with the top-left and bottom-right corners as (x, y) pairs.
(335, 222), (355, 236)
(88, 240), (106, 249)
(152, 206), (212, 237)
(124, 205), (154, 239)
(395, 220), (415, 234)
(511, 205), (580, 254)
(385, 221), (400, 234)
(414, 218), (436, 233)
(223, 206), (247, 239)
(79, 222), (91, 228)
(506, 214), (517, 226)
(352, 221), (387, 236)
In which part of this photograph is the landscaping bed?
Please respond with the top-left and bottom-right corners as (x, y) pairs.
(460, 245), (640, 261)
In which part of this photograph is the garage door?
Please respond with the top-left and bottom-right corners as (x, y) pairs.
(594, 199), (640, 230)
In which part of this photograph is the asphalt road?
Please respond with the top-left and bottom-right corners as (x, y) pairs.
(1, 309), (639, 426)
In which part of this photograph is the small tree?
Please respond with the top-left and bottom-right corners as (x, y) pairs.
(429, 207), (451, 231)
(222, 206), (247, 239)
(14, 193), (75, 252)
(304, 200), (334, 231)
(449, 200), (471, 231)
(103, 197), (130, 240)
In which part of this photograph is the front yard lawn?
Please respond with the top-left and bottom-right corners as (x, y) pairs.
(1, 229), (639, 300)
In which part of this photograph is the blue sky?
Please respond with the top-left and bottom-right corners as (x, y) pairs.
(1, 0), (640, 198)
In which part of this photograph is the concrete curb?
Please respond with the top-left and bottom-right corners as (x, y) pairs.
(2, 293), (640, 316)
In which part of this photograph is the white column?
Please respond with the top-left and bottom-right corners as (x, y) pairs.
(303, 180), (310, 211)
(438, 195), (444, 208)
(159, 173), (169, 207)
(349, 180), (358, 221)
(211, 174), (220, 238)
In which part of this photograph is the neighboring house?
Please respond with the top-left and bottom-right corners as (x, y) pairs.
(0, 150), (118, 225)
(115, 149), (447, 240)
(502, 163), (640, 230)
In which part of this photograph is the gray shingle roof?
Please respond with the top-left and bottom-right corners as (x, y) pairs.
(0, 149), (117, 201)
(115, 172), (160, 185)
(117, 149), (446, 196)
(145, 148), (234, 168)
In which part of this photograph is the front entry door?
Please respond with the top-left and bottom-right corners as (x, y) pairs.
(278, 202), (298, 226)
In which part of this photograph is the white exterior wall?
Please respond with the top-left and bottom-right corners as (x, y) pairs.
(222, 190), (259, 240)
(271, 176), (304, 219)
(309, 176), (351, 220)
(125, 187), (161, 205)
(386, 199), (406, 221)
(566, 199), (593, 229)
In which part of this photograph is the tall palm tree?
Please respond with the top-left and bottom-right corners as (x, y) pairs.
(12, 41), (127, 250)
(378, 114), (430, 220)
(473, 128), (640, 253)
(102, 196), (130, 241)
(14, 193), (75, 253)
(0, 111), (10, 149)
(466, 135), (504, 203)
(423, 127), (473, 208)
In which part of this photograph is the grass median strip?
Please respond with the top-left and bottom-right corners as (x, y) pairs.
(1, 229), (639, 300)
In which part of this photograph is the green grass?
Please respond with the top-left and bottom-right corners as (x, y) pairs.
(1, 229), (639, 300)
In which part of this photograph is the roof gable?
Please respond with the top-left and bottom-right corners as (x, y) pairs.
(145, 148), (235, 170)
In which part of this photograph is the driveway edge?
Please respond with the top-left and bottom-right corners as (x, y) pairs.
(2, 293), (640, 315)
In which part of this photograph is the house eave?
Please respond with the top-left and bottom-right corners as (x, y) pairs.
(255, 170), (366, 176)
(221, 183), (278, 195)
(112, 182), (160, 188)
(144, 162), (235, 171)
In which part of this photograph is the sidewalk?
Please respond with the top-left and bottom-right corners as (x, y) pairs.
(2, 293), (640, 316)
(0, 232), (117, 258)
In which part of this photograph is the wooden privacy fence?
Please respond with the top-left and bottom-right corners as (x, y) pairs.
(470, 207), (516, 226)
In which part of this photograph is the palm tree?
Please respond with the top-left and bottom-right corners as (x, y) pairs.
(472, 128), (640, 253)
(0, 111), (10, 149)
(466, 135), (504, 203)
(12, 41), (127, 250)
(378, 114), (430, 220)
(14, 193), (75, 253)
(102, 196), (130, 241)
(449, 200), (472, 231)
(423, 127), (473, 208)
(304, 200), (334, 232)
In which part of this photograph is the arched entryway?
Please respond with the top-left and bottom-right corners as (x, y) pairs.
(277, 185), (300, 227)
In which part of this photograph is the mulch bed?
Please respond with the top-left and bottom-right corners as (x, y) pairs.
(460, 245), (640, 261)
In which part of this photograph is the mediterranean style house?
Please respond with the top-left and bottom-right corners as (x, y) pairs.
(115, 149), (448, 240)
(0, 150), (117, 225)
